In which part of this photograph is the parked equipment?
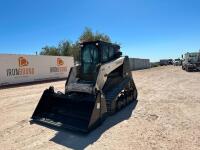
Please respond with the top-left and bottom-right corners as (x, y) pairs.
(173, 59), (182, 66)
(168, 59), (173, 65)
(160, 59), (169, 66)
(182, 52), (200, 72)
(31, 41), (138, 132)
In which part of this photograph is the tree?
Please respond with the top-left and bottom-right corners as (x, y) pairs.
(94, 31), (111, 42)
(79, 27), (95, 42)
(39, 27), (113, 62)
(58, 40), (72, 56)
(70, 42), (80, 61)
(40, 46), (60, 56)
(79, 27), (111, 42)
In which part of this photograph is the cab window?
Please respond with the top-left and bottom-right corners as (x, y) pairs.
(109, 46), (114, 59)
(102, 45), (109, 62)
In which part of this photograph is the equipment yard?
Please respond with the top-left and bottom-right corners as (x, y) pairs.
(0, 66), (200, 150)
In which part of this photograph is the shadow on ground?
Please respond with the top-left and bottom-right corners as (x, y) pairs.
(50, 100), (138, 150)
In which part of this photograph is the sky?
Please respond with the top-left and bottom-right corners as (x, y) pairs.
(0, 0), (200, 62)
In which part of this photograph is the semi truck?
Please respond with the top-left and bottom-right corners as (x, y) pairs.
(182, 52), (200, 72)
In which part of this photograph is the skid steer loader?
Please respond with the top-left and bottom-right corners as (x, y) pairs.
(31, 41), (138, 132)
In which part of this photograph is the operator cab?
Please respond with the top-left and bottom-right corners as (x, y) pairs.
(80, 41), (121, 82)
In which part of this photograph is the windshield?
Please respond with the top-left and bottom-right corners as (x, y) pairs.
(82, 44), (99, 75)
(82, 44), (98, 64)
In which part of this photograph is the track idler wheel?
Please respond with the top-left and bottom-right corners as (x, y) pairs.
(116, 92), (127, 111)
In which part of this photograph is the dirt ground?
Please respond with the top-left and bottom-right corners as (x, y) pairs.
(0, 66), (200, 150)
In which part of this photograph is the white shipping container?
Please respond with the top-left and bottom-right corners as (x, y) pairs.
(0, 54), (74, 86)
(129, 58), (150, 70)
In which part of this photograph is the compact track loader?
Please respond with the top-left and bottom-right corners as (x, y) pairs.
(31, 41), (138, 132)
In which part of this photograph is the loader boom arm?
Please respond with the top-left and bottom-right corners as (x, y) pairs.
(95, 57), (125, 91)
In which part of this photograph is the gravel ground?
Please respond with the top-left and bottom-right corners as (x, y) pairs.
(0, 66), (200, 150)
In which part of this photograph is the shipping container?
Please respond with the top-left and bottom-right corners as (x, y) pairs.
(129, 58), (150, 70)
(0, 54), (74, 86)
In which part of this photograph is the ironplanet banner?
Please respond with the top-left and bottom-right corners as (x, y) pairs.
(0, 54), (74, 86)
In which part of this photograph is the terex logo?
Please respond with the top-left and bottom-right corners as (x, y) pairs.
(19, 57), (29, 67)
(57, 58), (64, 66)
(6, 57), (35, 77)
(50, 58), (67, 73)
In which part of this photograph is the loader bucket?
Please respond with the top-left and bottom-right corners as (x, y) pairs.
(31, 88), (104, 132)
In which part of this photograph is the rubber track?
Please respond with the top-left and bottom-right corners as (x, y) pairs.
(105, 78), (130, 113)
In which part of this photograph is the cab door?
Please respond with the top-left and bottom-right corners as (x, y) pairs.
(81, 44), (99, 81)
